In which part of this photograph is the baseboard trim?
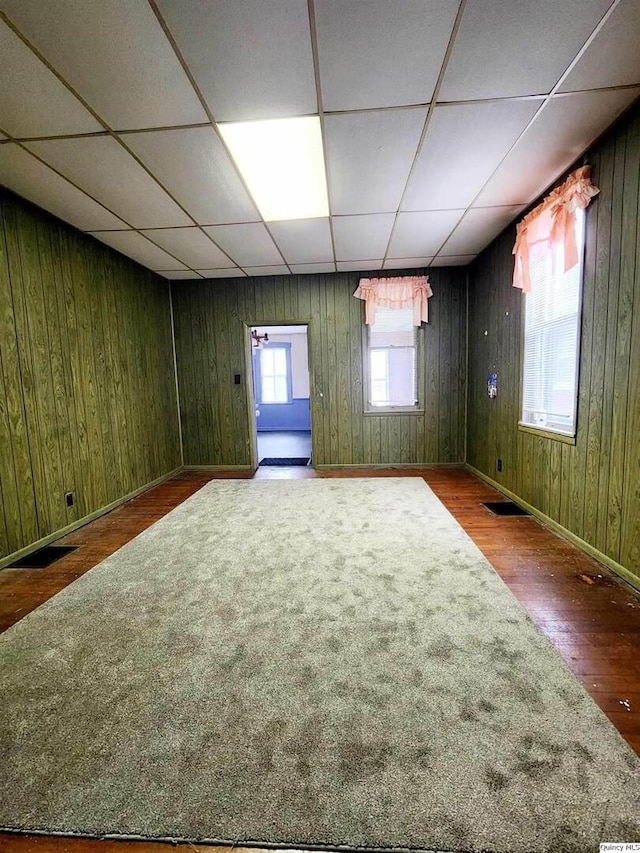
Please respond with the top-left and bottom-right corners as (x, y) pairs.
(0, 466), (183, 571)
(314, 462), (464, 470)
(181, 465), (254, 472)
(466, 463), (640, 594)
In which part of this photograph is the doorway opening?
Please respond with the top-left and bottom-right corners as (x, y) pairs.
(249, 325), (312, 467)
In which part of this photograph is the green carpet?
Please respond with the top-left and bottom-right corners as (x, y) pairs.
(0, 478), (638, 853)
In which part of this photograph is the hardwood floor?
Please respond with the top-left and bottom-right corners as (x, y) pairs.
(1, 466), (639, 853)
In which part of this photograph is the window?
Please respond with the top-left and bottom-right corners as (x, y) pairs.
(366, 306), (418, 410)
(520, 209), (585, 437)
(254, 344), (292, 404)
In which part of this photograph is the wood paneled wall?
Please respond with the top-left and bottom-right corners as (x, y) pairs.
(0, 191), (181, 562)
(171, 268), (467, 467)
(467, 102), (640, 587)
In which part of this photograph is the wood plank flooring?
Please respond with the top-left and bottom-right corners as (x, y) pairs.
(1, 466), (639, 853)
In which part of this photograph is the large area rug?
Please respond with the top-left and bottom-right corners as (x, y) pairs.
(1, 478), (639, 853)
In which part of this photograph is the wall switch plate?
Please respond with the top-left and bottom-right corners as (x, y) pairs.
(65, 492), (74, 507)
(497, 459), (503, 473)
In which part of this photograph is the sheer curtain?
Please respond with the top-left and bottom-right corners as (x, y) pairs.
(512, 165), (599, 292)
(353, 276), (433, 325)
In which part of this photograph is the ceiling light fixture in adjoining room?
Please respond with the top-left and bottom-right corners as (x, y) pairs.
(219, 116), (329, 222)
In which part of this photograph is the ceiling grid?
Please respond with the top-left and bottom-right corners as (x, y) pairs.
(0, 0), (637, 279)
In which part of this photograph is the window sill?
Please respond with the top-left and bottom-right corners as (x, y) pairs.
(364, 408), (424, 417)
(518, 423), (576, 445)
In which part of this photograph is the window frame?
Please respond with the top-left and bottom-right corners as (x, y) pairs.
(517, 209), (586, 444)
(361, 307), (424, 416)
(253, 342), (293, 405)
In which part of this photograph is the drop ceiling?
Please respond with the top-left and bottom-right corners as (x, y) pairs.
(0, 0), (638, 281)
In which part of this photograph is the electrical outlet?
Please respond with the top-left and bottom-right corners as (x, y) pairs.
(65, 492), (74, 508)
(497, 459), (503, 473)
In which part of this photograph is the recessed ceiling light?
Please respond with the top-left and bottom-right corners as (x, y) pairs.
(219, 116), (329, 222)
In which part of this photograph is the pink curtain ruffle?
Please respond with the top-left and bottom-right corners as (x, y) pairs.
(512, 165), (599, 292)
(353, 276), (433, 325)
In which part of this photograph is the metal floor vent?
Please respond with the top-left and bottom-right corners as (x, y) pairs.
(483, 501), (530, 517)
(7, 545), (78, 570)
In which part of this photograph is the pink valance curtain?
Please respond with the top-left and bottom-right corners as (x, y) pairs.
(353, 275), (433, 325)
(512, 165), (599, 292)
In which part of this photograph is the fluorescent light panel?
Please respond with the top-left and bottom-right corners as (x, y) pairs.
(219, 116), (329, 221)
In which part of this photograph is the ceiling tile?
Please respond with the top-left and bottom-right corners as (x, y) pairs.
(195, 269), (247, 279)
(439, 0), (611, 101)
(559, 1), (640, 92)
(89, 230), (188, 271)
(431, 254), (477, 266)
(476, 88), (640, 206)
(155, 0), (316, 121)
(157, 270), (203, 280)
(315, 0), (457, 111)
(333, 214), (395, 261)
(203, 223), (284, 266)
(0, 0), (206, 129)
(0, 21), (102, 138)
(25, 136), (192, 228)
(325, 109), (426, 215)
(387, 210), (464, 258)
(123, 127), (259, 225)
(244, 266), (290, 277)
(269, 218), (333, 264)
(0, 144), (127, 231)
(439, 206), (522, 256)
(383, 257), (434, 269)
(401, 100), (542, 211)
(337, 261), (384, 272)
(289, 263), (336, 274)
(141, 228), (235, 269)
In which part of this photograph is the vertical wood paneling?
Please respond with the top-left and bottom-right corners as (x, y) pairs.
(172, 267), (467, 468)
(467, 102), (640, 587)
(0, 191), (181, 562)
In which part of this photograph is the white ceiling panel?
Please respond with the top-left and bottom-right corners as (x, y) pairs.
(402, 100), (542, 211)
(559, 1), (640, 93)
(439, 206), (522, 256)
(0, 144), (127, 231)
(314, 0), (457, 111)
(325, 109), (426, 214)
(157, 270), (203, 280)
(123, 127), (259, 225)
(269, 218), (333, 264)
(155, 0), (316, 121)
(337, 261), (384, 272)
(431, 254), (476, 266)
(333, 214), (395, 261)
(89, 230), (188, 271)
(141, 228), (235, 269)
(387, 210), (464, 258)
(383, 257), (434, 269)
(476, 88), (640, 207)
(440, 0), (611, 101)
(0, 0), (206, 129)
(0, 22), (102, 138)
(195, 269), (247, 279)
(244, 266), (290, 277)
(203, 223), (284, 267)
(25, 136), (192, 228)
(289, 263), (336, 274)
